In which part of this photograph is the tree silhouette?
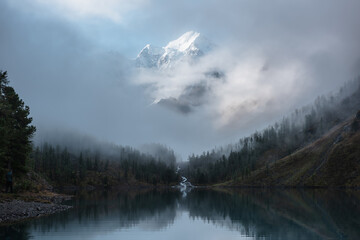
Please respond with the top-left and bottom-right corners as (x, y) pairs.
(0, 71), (36, 177)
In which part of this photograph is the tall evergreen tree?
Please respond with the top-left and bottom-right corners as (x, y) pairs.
(0, 71), (36, 175)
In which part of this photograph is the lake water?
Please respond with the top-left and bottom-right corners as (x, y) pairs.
(1, 188), (360, 240)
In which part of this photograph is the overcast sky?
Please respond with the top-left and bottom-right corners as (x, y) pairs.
(1, 0), (360, 160)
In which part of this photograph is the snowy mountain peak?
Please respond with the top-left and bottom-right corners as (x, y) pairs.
(165, 31), (201, 52)
(135, 31), (214, 69)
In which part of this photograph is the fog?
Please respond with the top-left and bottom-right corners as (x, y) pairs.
(1, 0), (360, 159)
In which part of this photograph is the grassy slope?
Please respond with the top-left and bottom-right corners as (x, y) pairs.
(229, 114), (360, 187)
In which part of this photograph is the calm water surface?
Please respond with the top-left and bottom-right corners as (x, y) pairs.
(1, 188), (360, 240)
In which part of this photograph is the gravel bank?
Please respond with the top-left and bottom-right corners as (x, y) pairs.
(0, 198), (72, 224)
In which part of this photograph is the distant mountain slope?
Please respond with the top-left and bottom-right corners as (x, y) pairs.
(232, 111), (360, 187)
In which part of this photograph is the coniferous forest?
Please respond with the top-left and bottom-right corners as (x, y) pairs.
(31, 143), (179, 187)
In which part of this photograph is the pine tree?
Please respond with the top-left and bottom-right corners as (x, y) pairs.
(0, 71), (36, 175)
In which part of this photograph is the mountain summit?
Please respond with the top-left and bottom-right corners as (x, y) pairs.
(136, 31), (214, 69)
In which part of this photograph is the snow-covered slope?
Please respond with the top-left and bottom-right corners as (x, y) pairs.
(135, 31), (214, 69)
(135, 44), (164, 68)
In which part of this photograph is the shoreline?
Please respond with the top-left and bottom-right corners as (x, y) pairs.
(0, 191), (73, 225)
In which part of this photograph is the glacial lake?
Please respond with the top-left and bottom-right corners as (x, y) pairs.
(1, 188), (360, 240)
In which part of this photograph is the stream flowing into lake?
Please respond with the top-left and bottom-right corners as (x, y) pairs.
(1, 188), (360, 240)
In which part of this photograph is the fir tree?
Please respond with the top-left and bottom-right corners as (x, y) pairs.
(0, 71), (36, 175)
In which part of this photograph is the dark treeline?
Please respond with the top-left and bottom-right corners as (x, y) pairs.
(184, 77), (360, 184)
(31, 142), (179, 186)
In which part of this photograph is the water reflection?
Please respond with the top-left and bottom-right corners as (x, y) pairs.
(1, 188), (359, 240)
(184, 189), (360, 239)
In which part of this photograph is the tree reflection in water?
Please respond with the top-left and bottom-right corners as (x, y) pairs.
(1, 188), (359, 240)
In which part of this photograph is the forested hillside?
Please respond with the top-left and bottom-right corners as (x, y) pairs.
(183, 77), (360, 186)
(235, 111), (360, 187)
(31, 142), (179, 187)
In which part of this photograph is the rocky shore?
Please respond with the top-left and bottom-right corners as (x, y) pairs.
(0, 193), (72, 225)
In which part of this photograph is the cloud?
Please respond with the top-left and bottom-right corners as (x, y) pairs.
(157, 98), (192, 114)
(157, 81), (212, 114)
(133, 46), (307, 130)
(7, 0), (149, 23)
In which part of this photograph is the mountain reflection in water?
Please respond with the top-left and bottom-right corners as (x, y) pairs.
(1, 188), (360, 240)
